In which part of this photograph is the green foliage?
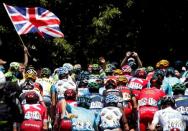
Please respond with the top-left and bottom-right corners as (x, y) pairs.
(1, 0), (184, 67)
(39, 0), (48, 7)
(126, 0), (135, 8)
(53, 38), (73, 54)
(92, 6), (121, 34)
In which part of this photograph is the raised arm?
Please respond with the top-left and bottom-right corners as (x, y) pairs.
(132, 52), (142, 68)
(23, 45), (29, 66)
(120, 51), (132, 67)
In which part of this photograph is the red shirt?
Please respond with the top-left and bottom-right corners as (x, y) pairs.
(138, 87), (165, 107)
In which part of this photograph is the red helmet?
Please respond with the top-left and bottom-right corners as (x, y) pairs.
(64, 89), (77, 100)
(121, 65), (132, 74)
(105, 79), (117, 89)
(135, 68), (147, 79)
(33, 83), (43, 95)
(25, 91), (39, 104)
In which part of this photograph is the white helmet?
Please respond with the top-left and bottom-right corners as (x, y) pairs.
(63, 63), (73, 72)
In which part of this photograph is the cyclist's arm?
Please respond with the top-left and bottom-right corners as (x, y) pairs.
(149, 111), (160, 130)
(120, 109), (129, 131)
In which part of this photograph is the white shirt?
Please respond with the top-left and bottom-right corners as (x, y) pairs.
(152, 107), (186, 131)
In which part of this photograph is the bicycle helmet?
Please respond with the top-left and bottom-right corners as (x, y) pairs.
(150, 74), (163, 88)
(105, 64), (116, 75)
(41, 67), (51, 78)
(113, 69), (123, 76)
(166, 67), (175, 77)
(10, 62), (20, 71)
(58, 67), (69, 78)
(154, 69), (165, 77)
(105, 68), (113, 75)
(121, 65), (132, 74)
(25, 69), (37, 80)
(134, 68), (147, 79)
(78, 79), (88, 88)
(92, 64), (100, 73)
(78, 71), (90, 81)
(160, 96), (175, 107)
(105, 94), (119, 106)
(64, 89), (77, 100)
(73, 64), (81, 74)
(33, 82), (43, 95)
(146, 66), (154, 73)
(63, 63), (73, 73)
(25, 91), (39, 104)
(156, 59), (169, 68)
(106, 64), (116, 70)
(88, 81), (100, 93)
(116, 75), (128, 85)
(172, 83), (186, 95)
(105, 79), (117, 90)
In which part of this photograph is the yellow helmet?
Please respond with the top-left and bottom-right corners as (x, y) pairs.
(25, 69), (37, 80)
(113, 69), (123, 75)
(116, 75), (128, 85)
(156, 59), (169, 68)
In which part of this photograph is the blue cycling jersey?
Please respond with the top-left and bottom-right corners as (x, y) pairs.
(66, 105), (99, 131)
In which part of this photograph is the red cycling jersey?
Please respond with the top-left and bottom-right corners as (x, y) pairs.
(21, 104), (48, 131)
(138, 87), (165, 131)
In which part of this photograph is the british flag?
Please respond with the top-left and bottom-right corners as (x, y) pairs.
(3, 3), (64, 38)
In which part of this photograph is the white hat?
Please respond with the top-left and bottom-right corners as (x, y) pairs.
(128, 57), (135, 62)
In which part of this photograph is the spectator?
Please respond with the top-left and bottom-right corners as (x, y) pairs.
(121, 51), (142, 71)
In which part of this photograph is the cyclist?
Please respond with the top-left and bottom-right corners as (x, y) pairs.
(149, 96), (186, 131)
(0, 71), (24, 131)
(138, 75), (165, 131)
(99, 94), (129, 131)
(20, 91), (48, 131)
(173, 83), (188, 129)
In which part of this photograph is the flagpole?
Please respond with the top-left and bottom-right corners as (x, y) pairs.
(3, 3), (31, 56)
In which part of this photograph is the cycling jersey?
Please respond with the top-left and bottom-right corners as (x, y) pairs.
(20, 103), (48, 131)
(174, 95), (188, 126)
(99, 106), (126, 130)
(52, 79), (76, 100)
(89, 93), (104, 110)
(152, 107), (186, 131)
(60, 105), (98, 131)
(127, 77), (148, 99)
(116, 86), (133, 117)
(161, 77), (181, 95)
(88, 93), (104, 125)
(0, 82), (23, 130)
(36, 78), (54, 97)
(138, 87), (165, 131)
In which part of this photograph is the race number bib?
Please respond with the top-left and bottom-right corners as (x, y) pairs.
(167, 119), (185, 130)
(90, 101), (103, 109)
(122, 92), (131, 101)
(128, 82), (142, 89)
(138, 98), (157, 106)
(72, 120), (93, 130)
(176, 106), (188, 114)
(24, 111), (42, 120)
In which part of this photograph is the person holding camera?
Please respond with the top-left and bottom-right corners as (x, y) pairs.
(121, 51), (142, 71)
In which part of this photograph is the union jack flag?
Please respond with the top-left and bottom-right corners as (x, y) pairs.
(3, 3), (64, 38)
